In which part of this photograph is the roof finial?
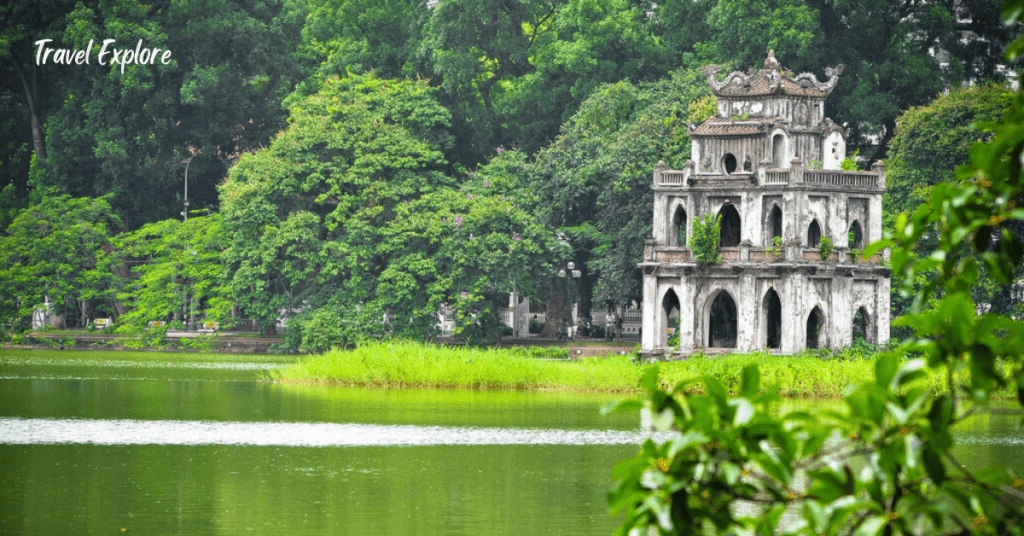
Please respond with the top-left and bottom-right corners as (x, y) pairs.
(764, 50), (781, 71)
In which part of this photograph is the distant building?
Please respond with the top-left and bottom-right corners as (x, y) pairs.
(639, 51), (890, 358)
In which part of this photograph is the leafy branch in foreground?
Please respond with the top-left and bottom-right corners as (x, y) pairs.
(606, 2), (1024, 533)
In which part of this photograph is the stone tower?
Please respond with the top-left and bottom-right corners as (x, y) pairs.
(639, 51), (890, 357)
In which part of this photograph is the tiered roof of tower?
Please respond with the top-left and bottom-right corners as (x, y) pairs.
(702, 50), (844, 99)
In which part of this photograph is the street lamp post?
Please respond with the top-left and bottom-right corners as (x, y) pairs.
(558, 262), (582, 340)
(183, 154), (196, 221)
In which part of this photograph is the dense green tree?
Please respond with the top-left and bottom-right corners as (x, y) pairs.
(886, 84), (1018, 326)
(113, 214), (233, 332)
(0, 1), (80, 218)
(220, 73), (555, 349)
(0, 195), (120, 331)
(526, 68), (712, 334)
(416, 0), (563, 165)
(300, 0), (425, 81)
(813, 0), (1015, 162)
(2, 0), (308, 230)
(695, 0), (823, 69)
(887, 84), (1013, 216)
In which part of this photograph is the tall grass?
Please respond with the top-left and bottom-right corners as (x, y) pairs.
(274, 341), (913, 395)
(273, 340), (1019, 398)
(271, 340), (643, 392)
(658, 351), (882, 397)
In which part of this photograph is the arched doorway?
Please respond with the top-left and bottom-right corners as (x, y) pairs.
(807, 219), (821, 247)
(767, 205), (782, 244)
(708, 291), (737, 348)
(662, 289), (680, 347)
(848, 220), (863, 249)
(852, 307), (868, 343)
(673, 206), (687, 246)
(806, 306), (825, 349)
(763, 288), (781, 349)
(718, 204), (741, 247)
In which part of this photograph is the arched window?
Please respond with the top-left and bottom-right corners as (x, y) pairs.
(662, 289), (680, 347)
(848, 220), (863, 249)
(718, 204), (741, 247)
(853, 307), (868, 343)
(723, 153), (738, 174)
(708, 291), (737, 348)
(772, 134), (786, 168)
(767, 205), (782, 243)
(673, 205), (687, 246)
(807, 219), (821, 247)
(806, 306), (824, 349)
(763, 288), (782, 349)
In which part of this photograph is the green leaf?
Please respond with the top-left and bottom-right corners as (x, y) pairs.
(874, 352), (899, 389)
(852, 515), (886, 536)
(603, 399), (642, 415)
(922, 445), (947, 485)
(740, 364), (760, 397)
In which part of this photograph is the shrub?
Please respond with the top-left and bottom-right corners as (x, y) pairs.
(690, 214), (721, 264)
(819, 235), (833, 261)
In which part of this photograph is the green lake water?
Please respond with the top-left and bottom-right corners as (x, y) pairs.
(0, 350), (642, 535)
(1, 349), (1021, 535)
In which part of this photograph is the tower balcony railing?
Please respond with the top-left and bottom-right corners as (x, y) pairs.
(763, 168), (880, 187)
(659, 171), (688, 186)
(647, 245), (882, 264)
(654, 159), (887, 189)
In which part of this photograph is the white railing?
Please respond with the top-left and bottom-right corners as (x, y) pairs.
(658, 171), (687, 186)
(765, 170), (789, 184)
(805, 170), (877, 187)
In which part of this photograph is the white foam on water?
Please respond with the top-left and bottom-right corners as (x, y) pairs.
(0, 418), (659, 447)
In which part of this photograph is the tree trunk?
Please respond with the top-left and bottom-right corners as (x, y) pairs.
(15, 63), (46, 163)
(539, 278), (568, 338)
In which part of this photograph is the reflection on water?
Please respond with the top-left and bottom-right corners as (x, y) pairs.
(0, 417), (662, 446)
(0, 350), (641, 536)
(1, 349), (1021, 536)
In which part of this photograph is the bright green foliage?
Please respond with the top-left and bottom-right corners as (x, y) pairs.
(373, 167), (558, 347)
(114, 215), (233, 333)
(887, 84), (1013, 217)
(840, 149), (859, 171)
(818, 235), (833, 261)
(766, 235), (784, 258)
(528, 69), (712, 317)
(607, 4), (1024, 531)
(886, 84), (1018, 325)
(0, 195), (120, 331)
(220, 73), (555, 350)
(220, 73), (453, 343)
(689, 214), (721, 265)
(699, 0), (822, 69)
(274, 339), (637, 392)
(300, 0), (422, 81)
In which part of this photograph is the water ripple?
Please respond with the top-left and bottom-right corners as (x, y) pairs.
(0, 418), (660, 447)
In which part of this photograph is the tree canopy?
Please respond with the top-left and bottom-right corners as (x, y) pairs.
(220, 73), (556, 349)
(1, 0), (1021, 344)
(0, 195), (120, 330)
(526, 68), (713, 330)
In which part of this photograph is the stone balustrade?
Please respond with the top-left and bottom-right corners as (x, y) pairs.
(649, 245), (882, 264)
